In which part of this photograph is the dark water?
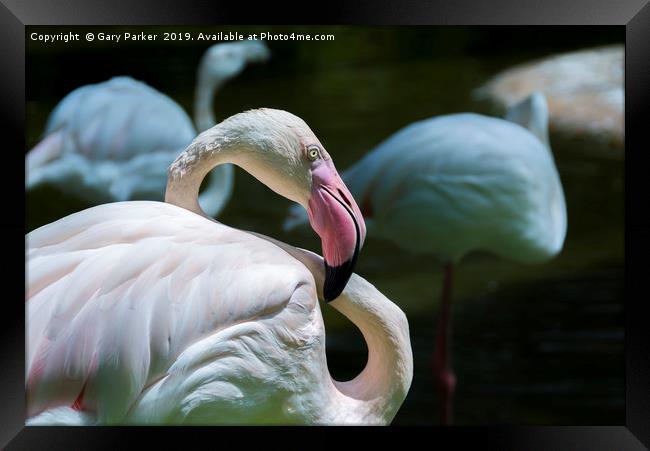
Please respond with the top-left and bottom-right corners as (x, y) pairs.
(26, 26), (624, 425)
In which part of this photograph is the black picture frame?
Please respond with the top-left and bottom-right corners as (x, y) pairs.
(2, 0), (649, 448)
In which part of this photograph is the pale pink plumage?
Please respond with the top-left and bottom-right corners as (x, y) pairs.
(27, 201), (319, 423)
(26, 108), (412, 425)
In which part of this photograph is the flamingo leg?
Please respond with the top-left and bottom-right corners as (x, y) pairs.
(432, 262), (456, 425)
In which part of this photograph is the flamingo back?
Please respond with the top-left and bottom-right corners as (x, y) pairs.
(26, 201), (328, 424)
(344, 113), (567, 263)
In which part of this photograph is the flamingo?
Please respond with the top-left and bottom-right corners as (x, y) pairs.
(477, 45), (623, 150)
(26, 108), (413, 425)
(284, 92), (567, 424)
(26, 40), (270, 218)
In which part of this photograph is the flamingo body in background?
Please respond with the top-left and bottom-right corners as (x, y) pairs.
(285, 92), (567, 424)
(26, 40), (270, 218)
(26, 109), (412, 425)
(477, 45), (624, 150)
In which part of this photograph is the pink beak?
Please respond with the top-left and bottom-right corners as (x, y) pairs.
(307, 159), (367, 302)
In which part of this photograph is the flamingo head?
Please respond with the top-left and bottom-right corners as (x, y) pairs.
(186, 109), (366, 302)
(201, 40), (270, 84)
(304, 147), (367, 302)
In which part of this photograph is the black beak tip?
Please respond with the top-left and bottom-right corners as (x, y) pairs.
(323, 260), (355, 303)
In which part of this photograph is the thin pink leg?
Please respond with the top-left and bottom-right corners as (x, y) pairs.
(432, 262), (456, 425)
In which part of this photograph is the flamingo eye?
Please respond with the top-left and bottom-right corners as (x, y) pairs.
(307, 146), (320, 161)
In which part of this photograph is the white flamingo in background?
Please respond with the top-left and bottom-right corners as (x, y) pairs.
(26, 40), (270, 217)
(26, 108), (413, 425)
(284, 92), (567, 424)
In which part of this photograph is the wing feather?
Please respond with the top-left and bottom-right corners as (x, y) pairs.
(26, 201), (320, 423)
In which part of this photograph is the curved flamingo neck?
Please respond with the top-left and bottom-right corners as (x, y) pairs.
(166, 110), (314, 220)
(165, 125), (236, 218)
(327, 274), (412, 423)
(191, 62), (236, 218)
(193, 74), (219, 134)
(248, 241), (412, 424)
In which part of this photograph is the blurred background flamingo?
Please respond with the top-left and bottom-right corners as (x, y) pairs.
(476, 45), (623, 153)
(26, 40), (270, 218)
